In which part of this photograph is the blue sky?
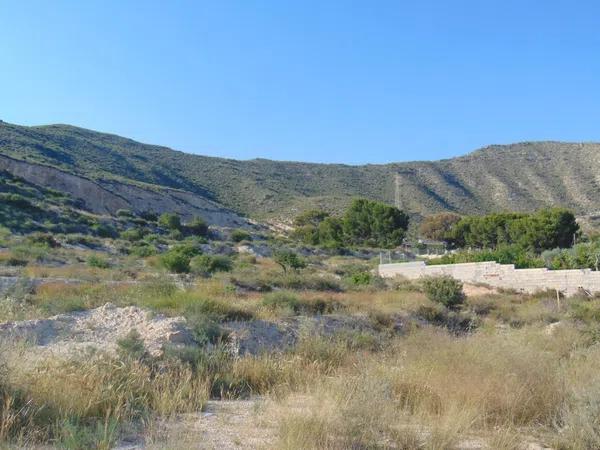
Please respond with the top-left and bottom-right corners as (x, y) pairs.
(2, 1), (600, 164)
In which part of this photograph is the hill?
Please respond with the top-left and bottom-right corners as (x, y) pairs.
(1, 121), (600, 222)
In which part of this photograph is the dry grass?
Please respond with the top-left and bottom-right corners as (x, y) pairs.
(7, 245), (600, 448)
(270, 325), (597, 449)
(0, 347), (209, 448)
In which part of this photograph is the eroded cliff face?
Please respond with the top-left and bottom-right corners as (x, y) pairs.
(0, 154), (249, 227)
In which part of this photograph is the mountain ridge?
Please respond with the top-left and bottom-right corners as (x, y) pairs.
(2, 121), (600, 222)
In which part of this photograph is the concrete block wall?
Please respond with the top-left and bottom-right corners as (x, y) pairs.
(378, 261), (600, 296)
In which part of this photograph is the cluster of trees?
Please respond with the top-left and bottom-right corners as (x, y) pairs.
(420, 208), (579, 253)
(293, 199), (409, 249)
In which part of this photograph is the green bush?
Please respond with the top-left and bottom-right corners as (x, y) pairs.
(348, 271), (372, 286)
(117, 329), (146, 360)
(421, 275), (465, 308)
(0, 193), (37, 210)
(116, 209), (134, 218)
(130, 243), (157, 257)
(262, 291), (301, 313)
(65, 234), (99, 247)
(140, 211), (158, 222)
(261, 291), (340, 315)
(230, 229), (251, 243)
(25, 232), (60, 248)
(120, 227), (145, 242)
(427, 244), (544, 269)
(230, 270), (342, 292)
(160, 244), (201, 273)
(186, 315), (225, 346)
(273, 249), (306, 273)
(158, 213), (182, 231)
(186, 217), (209, 237)
(92, 223), (118, 238)
(87, 255), (110, 269)
(189, 255), (233, 275)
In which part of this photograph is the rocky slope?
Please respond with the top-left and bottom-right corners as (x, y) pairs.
(0, 153), (249, 227)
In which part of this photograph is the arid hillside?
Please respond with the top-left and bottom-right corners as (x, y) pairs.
(2, 121), (600, 220)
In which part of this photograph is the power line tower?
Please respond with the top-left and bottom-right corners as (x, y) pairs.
(394, 173), (401, 210)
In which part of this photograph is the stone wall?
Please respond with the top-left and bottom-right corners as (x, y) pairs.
(378, 261), (600, 296)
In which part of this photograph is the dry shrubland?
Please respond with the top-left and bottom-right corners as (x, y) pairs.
(3, 247), (600, 449)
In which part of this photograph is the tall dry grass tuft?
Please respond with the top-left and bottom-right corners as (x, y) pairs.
(1, 350), (209, 447)
(386, 329), (565, 428)
(554, 344), (600, 449)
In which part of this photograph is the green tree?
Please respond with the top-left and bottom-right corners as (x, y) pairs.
(294, 209), (330, 227)
(509, 208), (579, 252)
(317, 217), (345, 248)
(343, 198), (409, 248)
(419, 213), (462, 243)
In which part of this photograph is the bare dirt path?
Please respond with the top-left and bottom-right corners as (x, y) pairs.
(132, 399), (277, 450)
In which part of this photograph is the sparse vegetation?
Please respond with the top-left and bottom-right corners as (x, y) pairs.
(4, 123), (600, 448)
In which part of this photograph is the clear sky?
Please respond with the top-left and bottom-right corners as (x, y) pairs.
(2, 1), (600, 164)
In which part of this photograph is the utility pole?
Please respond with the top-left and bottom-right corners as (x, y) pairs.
(394, 173), (401, 210)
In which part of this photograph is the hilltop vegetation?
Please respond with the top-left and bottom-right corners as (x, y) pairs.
(3, 121), (600, 221)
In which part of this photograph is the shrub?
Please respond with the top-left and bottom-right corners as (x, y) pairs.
(421, 275), (465, 308)
(348, 271), (372, 286)
(231, 229), (251, 243)
(120, 228), (145, 242)
(87, 255), (110, 269)
(160, 244), (201, 273)
(116, 209), (134, 218)
(273, 249), (306, 273)
(25, 232), (60, 248)
(92, 223), (118, 238)
(262, 291), (301, 313)
(189, 255), (233, 275)
(168, 229), (184, 241)
(186, 217), (209, 237)
(140, 211), (158, 222)
(261, 292), (340, 315)
(64, 234), (99, 247)
(427, 244), (545, 269)
(130, 243), (157, 257)
(117, 329), (146, 360)
(158, 213), (182, 231)
(185, 315), (226, 346)
(0, 193), (37, 210)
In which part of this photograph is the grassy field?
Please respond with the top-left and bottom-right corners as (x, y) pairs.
(2, 230), (600, 449)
